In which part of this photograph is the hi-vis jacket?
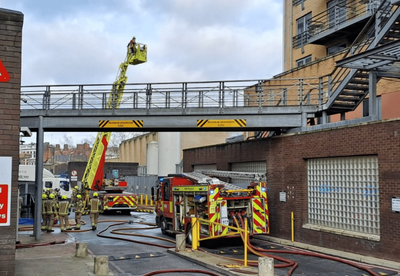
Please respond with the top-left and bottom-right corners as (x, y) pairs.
(89, 198), (101, 214)
(46, 199), (58, 215)
(58, 200), (70, 216)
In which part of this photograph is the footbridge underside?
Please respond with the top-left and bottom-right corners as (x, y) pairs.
(21, 106), (317, 132)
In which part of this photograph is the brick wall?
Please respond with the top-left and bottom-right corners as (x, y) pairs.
(0, 8), (24, 276)
(183, 119), (400, 262)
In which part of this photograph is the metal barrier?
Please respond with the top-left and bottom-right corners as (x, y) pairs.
(191, 217), (249, 267)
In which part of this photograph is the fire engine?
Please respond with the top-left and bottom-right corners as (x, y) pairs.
(153, 171), (269, 243)
(81, 37), (147, 213)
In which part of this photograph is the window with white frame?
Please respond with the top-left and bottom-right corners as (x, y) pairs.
(296, 55), (312, 67)
(307, 156), (380, 236)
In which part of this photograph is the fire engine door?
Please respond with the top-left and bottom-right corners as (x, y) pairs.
(251, 198), (267, 234)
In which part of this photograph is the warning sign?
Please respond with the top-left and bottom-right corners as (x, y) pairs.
(99, 120), (143, 128)
(0, 184), (10, 225)
(0, 58), (10, 82)
(0, 157), (12, 226)
(197, 119), (246, 128)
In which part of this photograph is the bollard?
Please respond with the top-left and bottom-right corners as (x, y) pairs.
(175, 234), (186, 251)
(94, 255), (109, 275)
(75, 242), (88, 258)
(140, 194), (143, 205)
(258, 257), (274, 276)
(145, 194), (148, 206)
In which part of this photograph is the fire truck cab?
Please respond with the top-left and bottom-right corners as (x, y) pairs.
(154, 172), (270, 243)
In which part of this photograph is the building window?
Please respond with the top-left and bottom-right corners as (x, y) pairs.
(327, 42), (346, 55)
(307, 156), (380, 236)
(294, 13), (312, 48)
(293, 0), (306, 6)
(296, 55), (312, 67)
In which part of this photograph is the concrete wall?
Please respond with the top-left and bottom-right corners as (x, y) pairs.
(183, 119), (400, 262)
(0, 8), (23, 276)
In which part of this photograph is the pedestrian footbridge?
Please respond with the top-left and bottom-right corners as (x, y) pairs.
(20, 79), (319, 132)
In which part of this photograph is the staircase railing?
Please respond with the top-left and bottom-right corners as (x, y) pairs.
(322, 0), (396, 110)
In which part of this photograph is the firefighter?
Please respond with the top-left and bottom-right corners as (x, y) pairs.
(46, 193), (58, 232)
(88, 192), (102, 230)
(58, 195), (71, 232)
(128, 36), (136, 54)
(41, 194), (48, 231)
(72, 185), (80, 204)
(74, 194), (84, 230)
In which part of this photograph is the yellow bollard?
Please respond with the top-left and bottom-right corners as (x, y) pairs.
(145, 195), (148, 206)
(244, 218), (248, 267)
(191, 217), (199, 250)
(140, 194), (143, 205)
(150, 199), (153, 206)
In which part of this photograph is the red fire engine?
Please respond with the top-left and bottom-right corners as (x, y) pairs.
(153, 171), (269, 243)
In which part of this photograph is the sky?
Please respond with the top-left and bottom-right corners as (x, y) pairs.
(1, 0), (283, 145)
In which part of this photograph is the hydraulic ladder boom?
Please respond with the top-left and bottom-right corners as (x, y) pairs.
(82, 37), (147, 192)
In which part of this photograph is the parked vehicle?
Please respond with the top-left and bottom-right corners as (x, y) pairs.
(153, 171), (270, 244)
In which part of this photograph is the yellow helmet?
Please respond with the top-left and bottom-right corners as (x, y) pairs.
(61, 195), (67, 200)
(42, 194), (47, 199)
(93, 192), (98, 197)
(76, 194), (82, 199)
(49, 194), (55, 199)
(74, 186), (79, 190)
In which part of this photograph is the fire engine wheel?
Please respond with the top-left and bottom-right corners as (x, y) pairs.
(186, 224), (192, 245)
(160, 217), (168, 235)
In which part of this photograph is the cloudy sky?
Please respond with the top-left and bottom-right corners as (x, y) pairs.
(2, 0), (283, 144)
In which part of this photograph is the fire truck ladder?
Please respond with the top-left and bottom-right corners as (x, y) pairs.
(182, 170), (265, 191)
(81, 38), (147, 195)
(200, 170), (266, 182)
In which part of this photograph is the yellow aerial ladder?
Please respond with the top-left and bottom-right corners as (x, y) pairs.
(81, 37), (147, 211)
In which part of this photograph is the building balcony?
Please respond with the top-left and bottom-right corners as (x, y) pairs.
(293, 0), (380, 48)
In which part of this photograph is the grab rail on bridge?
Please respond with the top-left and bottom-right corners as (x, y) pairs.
(20, 79), (331, 114)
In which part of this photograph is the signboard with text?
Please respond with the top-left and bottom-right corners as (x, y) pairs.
(0, 157), (12, 226)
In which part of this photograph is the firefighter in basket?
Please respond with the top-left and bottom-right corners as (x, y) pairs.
(88, 192), (102, 231)
(74, 194), (84, 230)
(58, 195), (71, 232)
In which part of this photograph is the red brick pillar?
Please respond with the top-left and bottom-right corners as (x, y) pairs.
(0, 8), (23, 276)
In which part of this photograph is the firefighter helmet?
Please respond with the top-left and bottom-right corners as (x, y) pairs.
(74, 186), (79, 190)
(93, 192), (98, 197)
(49, 194), (55, 199)
(61, 195), (68, 200)
(76, 194), (82, 199)
(42, 194), (47, 199)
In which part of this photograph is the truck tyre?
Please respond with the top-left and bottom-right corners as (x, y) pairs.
(161, 217), (168, 235)
(186, 224), (193, 245)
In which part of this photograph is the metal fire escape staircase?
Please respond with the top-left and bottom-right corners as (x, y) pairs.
(323, 0), (400, 115)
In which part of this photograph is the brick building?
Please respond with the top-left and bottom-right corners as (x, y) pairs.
(0, 8), (23, 276)
(183, 118), (400, 262)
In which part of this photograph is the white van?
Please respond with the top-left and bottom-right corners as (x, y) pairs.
(18, 165), (72, 199)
